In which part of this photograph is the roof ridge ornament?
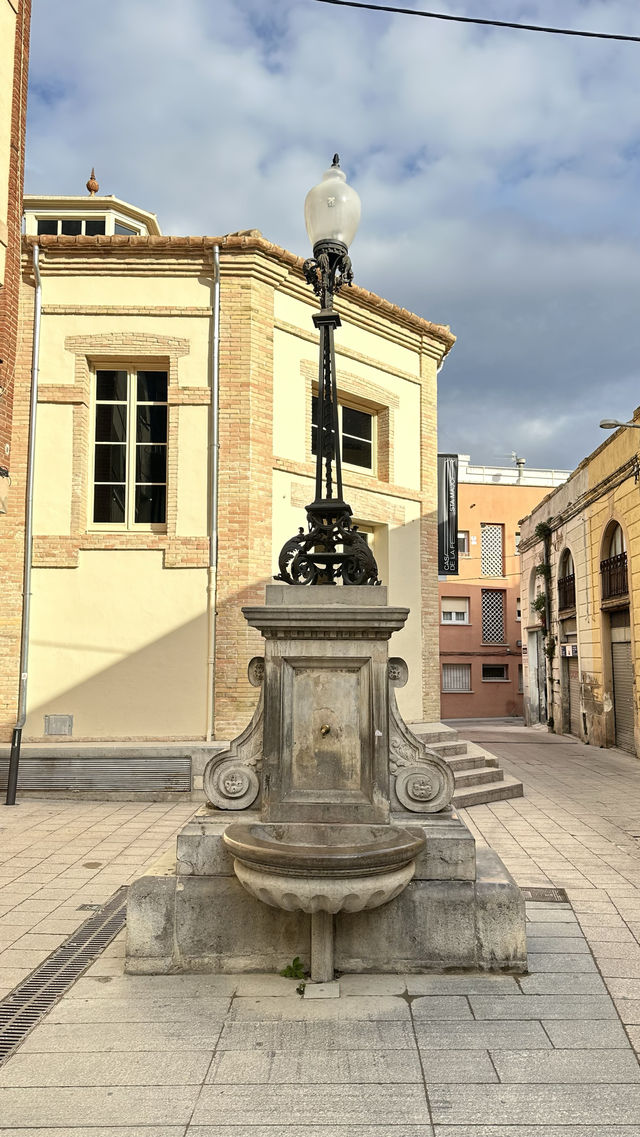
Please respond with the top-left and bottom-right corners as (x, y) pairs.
(86, 168), (99, 196)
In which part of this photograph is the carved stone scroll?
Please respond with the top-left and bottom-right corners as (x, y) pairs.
(203, 660), (265, 810)
(387, 658), (454, 813)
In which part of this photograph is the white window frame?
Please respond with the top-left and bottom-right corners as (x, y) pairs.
(457, 530), (469, 556)
(311, 394), (377, 477)
(441, 596), (470, 625)
(482, 664), (509, 682)
(442, 663), (472, 693)
(34, 214), (143, 237)
(89, 366), (168, 532)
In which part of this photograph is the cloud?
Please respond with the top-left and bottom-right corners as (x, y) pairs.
(25, 0), (640, 470)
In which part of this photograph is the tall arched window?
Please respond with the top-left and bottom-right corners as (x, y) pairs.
(558, 549), (576, 611)
(601, 523), (628, 600)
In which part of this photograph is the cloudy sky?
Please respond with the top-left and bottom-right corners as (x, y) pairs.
(25, 0), (640, 471)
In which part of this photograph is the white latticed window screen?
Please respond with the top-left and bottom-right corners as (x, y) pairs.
(442, 664), (471, 692)
(481, 523), (503, 576)
(482, 590), (504, 643)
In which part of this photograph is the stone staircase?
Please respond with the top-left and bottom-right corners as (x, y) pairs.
(409, 722), (524, 808)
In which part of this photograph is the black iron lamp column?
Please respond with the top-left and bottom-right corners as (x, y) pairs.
(276, 156), (380, 586)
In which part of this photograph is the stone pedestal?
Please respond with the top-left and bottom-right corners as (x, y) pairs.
(126, 807), (526, 974)
(125, 586), (527, 976)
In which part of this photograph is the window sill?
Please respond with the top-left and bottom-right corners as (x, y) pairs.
(442, 689), (474, 694)
(481, 678), (510, 683)
(440, 621), (472, 626)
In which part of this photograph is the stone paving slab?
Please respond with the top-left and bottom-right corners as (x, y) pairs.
(217, 1020), (418, 1050)
(0, 1086), (200, 1127)
(434, 1129), (640, 1137)
(469, 994), (617, 1019)
(190, 1083), (431, 1126)
(540, 1019), (632, 1048)
(207, 1048), (423, 1084)
(414, 1022), (552, 1049)
(429, 1085), (640, 1126)
(489, 1048), (640, 1083)
(48, 995), (232, 1023)
(225, 995), (410, 1021)
(0, 1130), (187, 1137)
(525, 952), (598, 973)
(188, 1130), (434, 1137)
(19, 1020), (226, 1052)
(0, 1051), (213, 1087)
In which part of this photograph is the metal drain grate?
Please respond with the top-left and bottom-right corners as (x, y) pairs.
(0, 886), (127, 1065)
(521, 886), (569, 903)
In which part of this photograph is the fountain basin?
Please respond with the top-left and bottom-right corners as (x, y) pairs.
(223, 821), (425, 914)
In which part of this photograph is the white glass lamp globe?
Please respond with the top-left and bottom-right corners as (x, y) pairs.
(304, 155), (361, 252)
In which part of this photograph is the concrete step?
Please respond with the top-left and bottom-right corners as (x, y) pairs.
(428, 740), (468, 758)
(445, 754), (487, 772)
(453, 774), (524, 809)
(453, 766), (504, 788)
(410, 722), (459, 745)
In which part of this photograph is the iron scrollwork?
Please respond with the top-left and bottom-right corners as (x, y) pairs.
(276, 156), (380, 588)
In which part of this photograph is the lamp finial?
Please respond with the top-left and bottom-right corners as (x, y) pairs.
(86, 168), (99, 195)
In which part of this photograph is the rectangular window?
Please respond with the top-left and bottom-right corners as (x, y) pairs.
(92, 368), (168, 527)
(311, 396), (374, 472)
(442, 663), (471, 692)
(482, 664), (508, 681)
(518, 664), (523, 693)
(516, 596), (521, 621)
(515, 530), (521, 551)
(441, 597), (469, 624)
(115, 221), (138, 236)
(37, 217), (107, 236)
(457, 530), (469, 555)
(481, 589), (505, 643)
(481, 523), (504, 576)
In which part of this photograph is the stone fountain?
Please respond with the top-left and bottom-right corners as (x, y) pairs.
(125, 158), (526, 981)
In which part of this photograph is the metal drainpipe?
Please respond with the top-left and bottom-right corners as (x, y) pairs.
(205, 245), (221, 742)
(6, 244), (42, 806)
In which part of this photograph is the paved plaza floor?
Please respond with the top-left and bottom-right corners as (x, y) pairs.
(1, 724), (640, 1134)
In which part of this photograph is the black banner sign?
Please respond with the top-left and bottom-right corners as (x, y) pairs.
(438, 453), (458, 575)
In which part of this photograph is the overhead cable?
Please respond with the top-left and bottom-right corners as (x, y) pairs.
(308, 0), (640, 43)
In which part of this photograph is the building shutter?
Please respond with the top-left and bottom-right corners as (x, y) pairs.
(568, 658), (581, 737)
(612, 642), (634, 753)
(481, 590), (504, 643)
(481, 524), (503, 576)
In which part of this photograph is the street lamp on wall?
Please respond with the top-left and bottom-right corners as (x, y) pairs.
(600, 419), (640, 430)
(275, 156), (380, 586)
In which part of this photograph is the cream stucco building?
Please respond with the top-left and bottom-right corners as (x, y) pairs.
(1, 189), (454, 778)
(520, 413), (640, 757)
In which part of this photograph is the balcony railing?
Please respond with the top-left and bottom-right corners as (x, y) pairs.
(601, 552), (628, 600)
(557, 573), (576, 611)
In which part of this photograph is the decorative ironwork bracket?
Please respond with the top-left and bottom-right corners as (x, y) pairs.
(276, 229), (380, 586)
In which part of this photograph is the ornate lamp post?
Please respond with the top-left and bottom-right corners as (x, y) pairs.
(276, 156), (380, 586)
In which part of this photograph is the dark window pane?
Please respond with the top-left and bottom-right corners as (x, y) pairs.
(93, 484), (125, 524)
(37, 219), (58, 235)
(136, 444), (166, 483)
(311, 395), (318, 425)
(115, 222), (137, 235)
(135, 484), (166, 524)
(137, 371), (168, 402)
(96, 370), (127, 401)
(311, 424), (317, 455)
(94, 444), (126, 482)
(61, 219), (82, 235)
(95, 404), (127, 443)
(136, 405), (167, 444)
(342, 406), (372, 441)
(85, 218), (106, 235)
(342, 436), (372, 469)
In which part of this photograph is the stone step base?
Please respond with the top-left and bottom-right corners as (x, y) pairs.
(408, 722), (524, 808)
(453, 766), (504, 788)
(453, 774), (524, 809)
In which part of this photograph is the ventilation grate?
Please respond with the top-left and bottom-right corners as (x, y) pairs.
(0, 886), (127, 1065)
(521, 886), (569, 903)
